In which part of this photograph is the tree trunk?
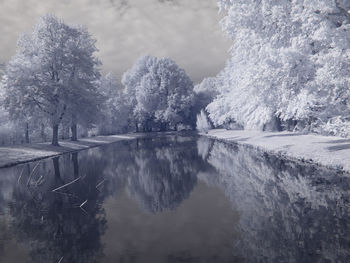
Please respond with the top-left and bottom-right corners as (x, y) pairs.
(51, 104), (66, 146)
(145, 120), (152, 132)
(52, 124), (59, 146)
(71, 123), (78, 141)
(71, 114), (78, 141)
(65, 125), (70, 139)
(160, 123), (167, 131)
(61, 125), (66, 140)
(25, 122), (30, 144)
(135, 122), (139, 133)
(41, 123), (46, 141)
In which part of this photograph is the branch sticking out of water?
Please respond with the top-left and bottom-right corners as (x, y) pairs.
(26, 161), (41, 186)
(34, 175), (45, 187)
(58, 256), (64, 263)
(96, 179), (105, 191)
(80, 199), (88, 208)
(17, 168), (24, 185)
(52, 176), (81, 192)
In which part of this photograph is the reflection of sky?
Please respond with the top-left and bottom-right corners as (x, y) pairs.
(0, 0), (230, 83)
(102, 182), (238, 263)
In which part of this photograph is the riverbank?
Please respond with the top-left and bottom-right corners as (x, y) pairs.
(0, 134), (146, 168)
(203, 129), (350, 173)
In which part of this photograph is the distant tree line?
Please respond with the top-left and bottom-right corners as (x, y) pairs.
(0, 15), (203, 146)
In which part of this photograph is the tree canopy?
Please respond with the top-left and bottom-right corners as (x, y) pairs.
(122, 55), (195, 131)
(207, 0), (350, 134)
(4, 14), (101, 145)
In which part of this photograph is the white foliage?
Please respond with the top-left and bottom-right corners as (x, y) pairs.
(317, 116), (350, 137)
(4, 14), (101, 144)
(209, 0), (350, 133)
(122, 55), (195, 131)
(196, 110), (211, 133)
(98, 73), (131, 134)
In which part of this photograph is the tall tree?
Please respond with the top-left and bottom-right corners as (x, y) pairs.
(208, 0), (350, 134)
(122, 55), (195, 132)
(98, 73), (131, 134)
(4, 14), (101, 145)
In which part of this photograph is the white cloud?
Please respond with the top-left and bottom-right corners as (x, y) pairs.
(0, 0), (230, 82)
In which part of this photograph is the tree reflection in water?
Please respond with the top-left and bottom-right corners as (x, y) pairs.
(0, 135), (205, 262)
(0, 135), (349, 262)
(197, 137), (350, 262)
(127, 137), (198, 212)
(8, 153), (108, 263)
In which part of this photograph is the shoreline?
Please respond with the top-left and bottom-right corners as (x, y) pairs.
(0, 133), (146, 169)
(2, 129), (348, 173)
(202, 129), (350, 174)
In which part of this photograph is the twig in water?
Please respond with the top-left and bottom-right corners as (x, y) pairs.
(17, 168), (24, 185)
(80, 199), (88, 208)
(35, 175), (45, 187)
(52, 176), (81, 192)
(58, 256), (64, 263)
(78, 200), (89, 215)
(26, 161), (41, 186)
(95, 179), (105, 191)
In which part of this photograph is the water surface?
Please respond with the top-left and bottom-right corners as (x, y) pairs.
(0, 135), (349, 262)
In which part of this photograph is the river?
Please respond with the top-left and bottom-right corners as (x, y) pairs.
(0, 134), (349, 262)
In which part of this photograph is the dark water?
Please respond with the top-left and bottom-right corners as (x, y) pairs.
(0, 134), (350, 263)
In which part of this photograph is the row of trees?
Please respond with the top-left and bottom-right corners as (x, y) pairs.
(0, 15), (199, 146)
(197, 0), (350, 136)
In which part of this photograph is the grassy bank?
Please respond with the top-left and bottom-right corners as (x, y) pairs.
(0, 134), (145, 168)
(202, 129), (350, 173)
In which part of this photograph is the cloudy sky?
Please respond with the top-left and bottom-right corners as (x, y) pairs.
(0, 0), (230, 83)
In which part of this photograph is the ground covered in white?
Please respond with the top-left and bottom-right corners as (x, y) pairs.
(0, 134), (142, 168)
(205, 129), (350, 173)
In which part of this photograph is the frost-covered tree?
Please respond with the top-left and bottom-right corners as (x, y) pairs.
(122, 55), (195, 132)
(1, 73), (36, 143)
(0, 74), (25, 145)
(1, 73), (50, 145)
(194, 76), (218, 111)
(5, 14), (101, 145)
(98, 73), (131, 134)
(0, 76), (12, 144)
(208, 0), (350, 134)
(0, 74), (7, 115)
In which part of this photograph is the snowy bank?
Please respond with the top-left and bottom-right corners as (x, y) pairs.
(203, 129), (350, 173)
(0, 134), (145, 168)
